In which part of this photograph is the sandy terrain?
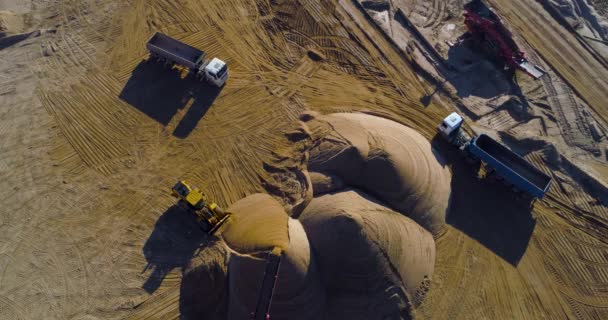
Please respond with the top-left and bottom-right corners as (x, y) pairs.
(303, 111), (452, 235)
(298, 190), (434, 319)
(0, 0), (607, 319)
(176, 112), (445, 319)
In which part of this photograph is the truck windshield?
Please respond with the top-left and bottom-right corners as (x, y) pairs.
(216, 64), (228, 78)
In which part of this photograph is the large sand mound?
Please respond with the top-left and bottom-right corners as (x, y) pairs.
(216, 188), (434, 319)
(299, 190), (434, 319)
(225, 219), (325, 320)
(185, 112), (447, 319)
(221, 194), (325, 319)
(303, 112), (452, 235)
(222, 193), (289, 253)
(270, 218), (325, 319)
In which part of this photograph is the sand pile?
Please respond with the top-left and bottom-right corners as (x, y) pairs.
(221, 194), (325, 319)
(180, 243), (230, 320)
(218, 190), (434, 319)
(0, 10), (24, 35)
(221, 193), (289, 253)
(302, 112), (451, 235)
(299, 189), (435, 318)
(187, 113), (449, 319)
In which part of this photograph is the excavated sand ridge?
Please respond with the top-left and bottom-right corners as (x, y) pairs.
(196, 113), (448, 319)
(218, 191), (435, 319)
(299, 190), (435, 319)
(303, 112), (452, 236)
(5, 0), (606, 319)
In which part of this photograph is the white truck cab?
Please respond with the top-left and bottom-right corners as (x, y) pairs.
(438, 112), (464, 138)
(201, 57), (229, 87)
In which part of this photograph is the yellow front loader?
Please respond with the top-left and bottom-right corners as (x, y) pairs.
(171, 180), (230, 233)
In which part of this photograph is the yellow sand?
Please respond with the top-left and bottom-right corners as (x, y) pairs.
(299, 189), (435, 318)
(222, 189), (435, 319)
(304, 112), (452, 236)
(226, 218), (325, 319)
(222, 193), (290, 254)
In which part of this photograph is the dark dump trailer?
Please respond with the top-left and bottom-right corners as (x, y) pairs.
(145, 32), (229, 87)
(146, 32), (204, 70)
(468, 134), (552, 198)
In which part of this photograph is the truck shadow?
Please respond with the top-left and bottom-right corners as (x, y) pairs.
(445, 40), (512, 100)
(141, 205), (210, 293)
(433, 136), (536, 266)
(119, 60), (222, 138)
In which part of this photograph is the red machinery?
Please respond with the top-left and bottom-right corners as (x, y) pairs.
(463, 0), (546, 79)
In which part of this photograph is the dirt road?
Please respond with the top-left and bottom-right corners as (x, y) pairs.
(490, 0), (608, 126)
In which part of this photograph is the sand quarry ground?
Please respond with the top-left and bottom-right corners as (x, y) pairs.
(1, 0), (608, 319)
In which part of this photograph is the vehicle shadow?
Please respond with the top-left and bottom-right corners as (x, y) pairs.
(432, 135), (536, 266)
(119, 60), (222, 138)
(445, 40), (512, 99)
(141, 205), (210, 293)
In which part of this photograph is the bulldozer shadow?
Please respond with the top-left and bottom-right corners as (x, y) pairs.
(142, 205), (211, 293)
(432, 136), (536, 266)
(119, 60), (222, 139)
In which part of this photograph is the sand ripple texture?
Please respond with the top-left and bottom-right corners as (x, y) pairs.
(303, 112), (452, 235)
(205, 186), (437, 320)
(221, 194), (325, 319)
(300, 190), (435, 318)
(222, 193), (290, 254)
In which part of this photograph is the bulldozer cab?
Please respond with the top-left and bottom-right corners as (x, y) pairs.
(172, 181), (206, 210)
(172, 181), (190, 198)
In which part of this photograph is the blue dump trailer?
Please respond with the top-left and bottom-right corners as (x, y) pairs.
(438, 112), (552, 199)
(468, 134), (552, 198)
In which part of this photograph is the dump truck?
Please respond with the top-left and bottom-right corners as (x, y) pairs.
(146, 32), (228, 87)
(438, 112), (552, 199)
(463, 0), (546, 79)
(171, 180), (230, 233)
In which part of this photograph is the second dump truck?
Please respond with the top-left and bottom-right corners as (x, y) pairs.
(146, 32), (229, 87)
(438, 112), (552, 200)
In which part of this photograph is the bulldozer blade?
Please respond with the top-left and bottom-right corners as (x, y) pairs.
(208, 214), (231, 234)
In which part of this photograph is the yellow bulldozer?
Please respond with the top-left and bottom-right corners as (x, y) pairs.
(171, 180), (230, 233)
